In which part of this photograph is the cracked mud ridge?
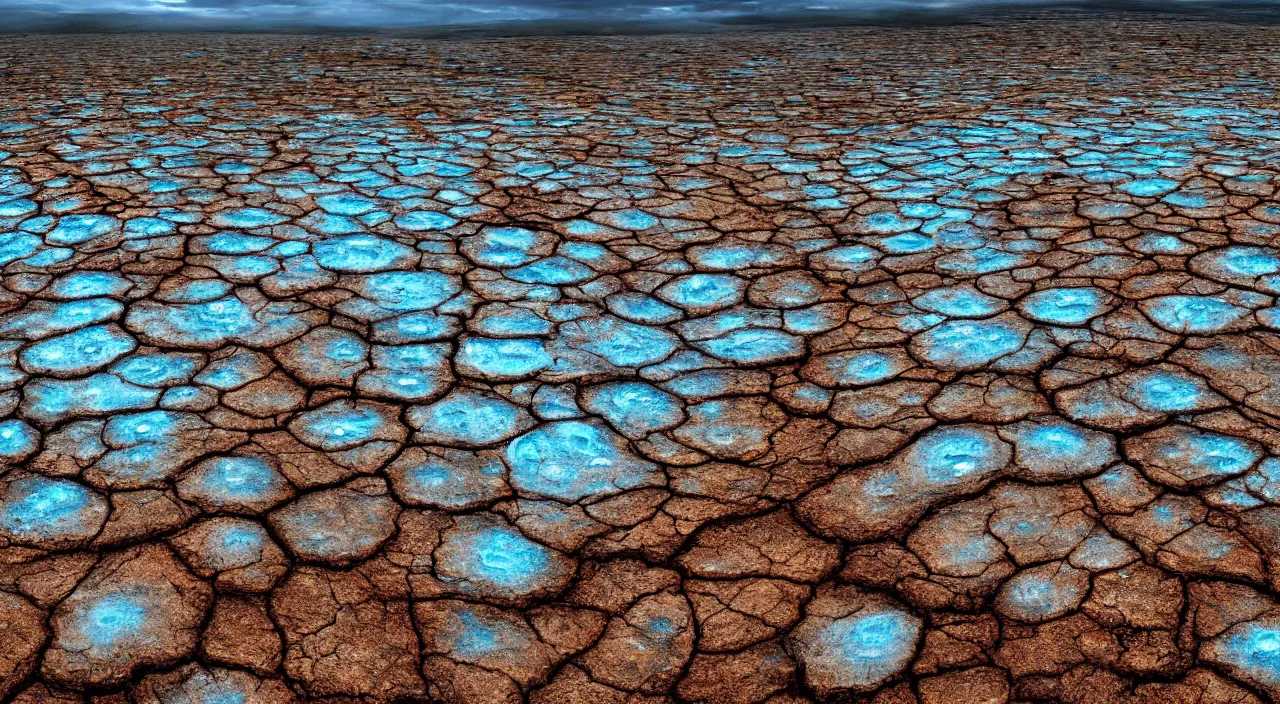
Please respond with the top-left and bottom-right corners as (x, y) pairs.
(3, 15), (1280, 704)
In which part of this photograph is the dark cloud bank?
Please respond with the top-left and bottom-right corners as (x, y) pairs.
(1, 0), (1278, 36)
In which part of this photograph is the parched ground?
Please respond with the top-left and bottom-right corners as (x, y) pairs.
(2, 15), (1280, 703)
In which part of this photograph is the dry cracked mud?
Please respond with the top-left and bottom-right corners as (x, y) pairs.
(2, 14), (1280, 704)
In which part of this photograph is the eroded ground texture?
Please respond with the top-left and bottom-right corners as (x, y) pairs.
(3, 15), (1280, 704)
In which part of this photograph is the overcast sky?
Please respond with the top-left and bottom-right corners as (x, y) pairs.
(0, 0), (1272, 31)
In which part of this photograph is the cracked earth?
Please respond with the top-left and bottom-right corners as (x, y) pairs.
(1, 15), (1280, 704)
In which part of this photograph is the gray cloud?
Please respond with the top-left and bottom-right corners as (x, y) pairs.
(1, 0), (1276, 33)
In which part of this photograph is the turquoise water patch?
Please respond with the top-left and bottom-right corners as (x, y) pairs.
(910, 317), (1028, 370)
(1140, 295), (1249, 334)
(0, 475), (108, 547)
(409, 389), (532, 447)
(177, 456), (293, 514)
(506, 419), (661, 502)
(1018, 287), (1113, 325)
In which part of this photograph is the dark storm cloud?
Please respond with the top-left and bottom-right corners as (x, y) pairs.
(1, 0), (1277, 33)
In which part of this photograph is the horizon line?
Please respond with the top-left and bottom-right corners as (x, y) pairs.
(3, 1), (1280, 37)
